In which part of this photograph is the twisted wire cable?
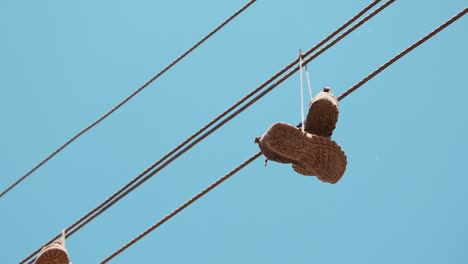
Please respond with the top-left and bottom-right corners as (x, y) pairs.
(1, 0), (257, 200)
(20, 1), (390, 263)
(100, 7), (467, 263)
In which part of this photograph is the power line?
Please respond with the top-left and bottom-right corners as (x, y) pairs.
(100, 8), (468, 263)
(338, 7), (468, 101)
(100, 152), (263, 264)
(0, 0), (257, 200)
(20, 1), (391, 263)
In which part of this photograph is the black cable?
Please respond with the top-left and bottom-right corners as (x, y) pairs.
(1, 0), (257, 200)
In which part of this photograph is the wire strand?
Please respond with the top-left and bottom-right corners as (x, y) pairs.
(0, 0), (257, 200)
(99, 7), (467, 263)
(100, 152), (262, 264)
(338, 7), (468, 101)
(304, 62), (313, 100)
(20, 1), (389, 263)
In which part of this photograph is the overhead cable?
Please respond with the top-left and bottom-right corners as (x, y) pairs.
(338, 7), (468, 101)
(100, 8), (468, 263)
(20, 1), (391, 263)
(100, 152), (263, 264)
(0, 0), (257, 200)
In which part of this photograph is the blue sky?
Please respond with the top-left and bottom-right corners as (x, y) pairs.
(1, 1), (467, 263)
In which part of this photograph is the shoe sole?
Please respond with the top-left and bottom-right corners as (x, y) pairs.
(35, 247), (70, 264)
(305, 96), (339, 137)
(258, 123), (305, 164)
(259, 123), (347, 183)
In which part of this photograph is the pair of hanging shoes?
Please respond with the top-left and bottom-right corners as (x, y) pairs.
(256, 87), (347, 184)
(35, 231), (70, 264)
(257, 122), (347, 183)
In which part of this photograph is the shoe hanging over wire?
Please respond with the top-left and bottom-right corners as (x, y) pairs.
(35, 230), (71, 264)
(255, 50), (347, 183)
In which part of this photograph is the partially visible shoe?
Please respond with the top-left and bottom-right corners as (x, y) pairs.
(256, 122), (347, 183)
(256, 123), (305, 164)
(35, 236), (70, 264)
(304, 87), (339, 138)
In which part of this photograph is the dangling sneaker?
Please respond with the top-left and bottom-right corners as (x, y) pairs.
(256, 122), (347, 183)
(35, 231), (70, 264)
(304, 87), (339, 138)
(255, 123), (304, 165)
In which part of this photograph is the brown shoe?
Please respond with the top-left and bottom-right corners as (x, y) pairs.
(304, 87), (339, 138)
(35, 231), (70, 264)
(256, 123), (347, 183)
(256, 123), (304, 164)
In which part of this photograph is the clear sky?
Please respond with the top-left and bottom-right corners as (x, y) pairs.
(1, 1), (467, 263)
